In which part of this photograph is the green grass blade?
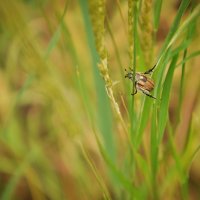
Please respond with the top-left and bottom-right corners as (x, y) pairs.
(154, 0), (163, 30)
(135, 0), (191, 148)
(95, 134), (138, 197)
(167, 123), (188, 198)
(136, 50), (169, 149)
(164, 4), (200, 57)
(45, 26), (61, 59)
(79, 0), (116, 161)
(157, 0), (190, 60)
(45, 0), (69, 59)
(156, 2), (200, 75)
(170, 39), (192, 58)
(136, 98), (152, 148)
(61, 22), (97, 130)
(176, 50), (200, 67)
(1, 150), (36, 200)
(81, 144), (111, 200)
(150, 103), (158, 199)
(187, 145), (200, 173)
(106, 18), (125, 88)
(175, 17), (196, 126)
(154, 0), (191, 94)
(153, 0), (191, 103)
(130, 0), (139, 143)
(157, 54), (179, 144)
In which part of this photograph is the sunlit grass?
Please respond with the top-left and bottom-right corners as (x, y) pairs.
(0, 0), (200, 199)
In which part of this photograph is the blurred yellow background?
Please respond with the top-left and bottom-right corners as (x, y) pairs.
(0, 0), (200, 199)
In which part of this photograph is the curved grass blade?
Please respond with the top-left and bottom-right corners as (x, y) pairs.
(157, 54), (179, 144)
(81, 144), (112, 200)
(176, 50), (200, 67)
(1, 150), (36, 200)
(79, 0), (116, 162)
(135, 0), (191, 149)
(45, 0), (70, 59)
(153, 0), (163, 30)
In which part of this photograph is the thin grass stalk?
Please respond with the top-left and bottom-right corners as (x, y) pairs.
(93, 128), (137, 195)
(62, 22), (98, 138)
(76, 66), (96, 132)
(127, 1), (140, 198)
(45, 0), (69, 59)
(175, 4), (196, 128)
(176, 49), (187, 124)
(153, 0), (163, 31)
(187, 145), (200, 173)
(149, 0), (191, 100)
(80, 144), (111, 200)
(154, 0), (194, 76)
(105, 18), (126, 89)
(116, 0), (128, 36)
(155, 3), (200, 147)
(132, 0), (138, 109)
(128, 0), (138, 142)
(149, 54), (179, 198)
(176, 50), (200, 67)
(157, 54), (179, 144)
(167, 123), (186, 180)
(1, 149), (37, 200)
(135, 0), (154, 149)
(150, 103), (158, 200)
(128, 0), (134, 69)
(167, 122), (189, 199)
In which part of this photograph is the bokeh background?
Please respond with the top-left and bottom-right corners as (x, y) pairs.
(0, 0), (200, 199)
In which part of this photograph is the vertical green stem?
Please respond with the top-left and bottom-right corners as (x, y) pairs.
(130, 1), (138, 143)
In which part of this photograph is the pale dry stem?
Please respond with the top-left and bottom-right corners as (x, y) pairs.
(89, 0), (128, 133)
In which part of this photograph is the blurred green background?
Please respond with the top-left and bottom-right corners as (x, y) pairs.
(0, 0), (200, 199)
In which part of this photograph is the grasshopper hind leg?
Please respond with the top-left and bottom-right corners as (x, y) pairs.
(140, 88), (156, 99)
(143, 91), (156, 99)
(144, 92), (156, 99)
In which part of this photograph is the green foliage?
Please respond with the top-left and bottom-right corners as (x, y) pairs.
(0, 0), (200, 199)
